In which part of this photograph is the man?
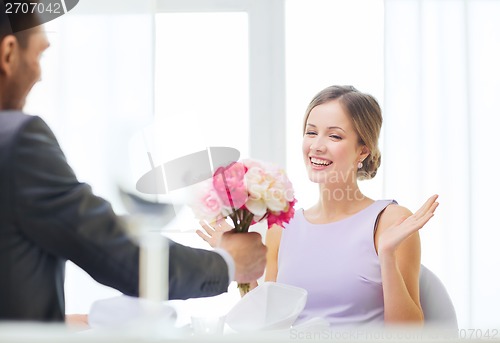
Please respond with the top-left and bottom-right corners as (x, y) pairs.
(0, 5), (266, 321)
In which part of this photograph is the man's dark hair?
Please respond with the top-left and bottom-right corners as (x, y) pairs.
(0, 1), (42, 49)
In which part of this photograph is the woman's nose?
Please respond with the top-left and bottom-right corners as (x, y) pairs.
(309, 140), (326, 153)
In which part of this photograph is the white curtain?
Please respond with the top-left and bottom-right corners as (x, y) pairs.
(384, 0), (500, 328)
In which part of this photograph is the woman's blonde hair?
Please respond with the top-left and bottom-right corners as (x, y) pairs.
(303, 85), (382, 180)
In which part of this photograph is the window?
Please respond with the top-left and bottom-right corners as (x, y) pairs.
(154, 12), (250, 162)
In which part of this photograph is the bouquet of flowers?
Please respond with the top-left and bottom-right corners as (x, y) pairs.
(190, 159), (296, 293)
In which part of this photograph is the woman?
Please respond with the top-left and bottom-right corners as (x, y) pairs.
(198, 85), (438, 326)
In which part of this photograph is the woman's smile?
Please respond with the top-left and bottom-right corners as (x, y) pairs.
(309, 156), (333, 169)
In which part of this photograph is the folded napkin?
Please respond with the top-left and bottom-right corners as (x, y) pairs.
(88, 295), (176, 329)
(225, 282), (307, 332)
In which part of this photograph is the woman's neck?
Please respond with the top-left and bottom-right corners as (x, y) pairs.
(308, 181), (372, 223)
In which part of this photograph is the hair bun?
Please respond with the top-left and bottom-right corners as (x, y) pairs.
(358, 149), (381, 180)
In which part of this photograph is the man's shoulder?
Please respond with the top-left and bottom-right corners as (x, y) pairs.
(0, 110), (34, 121)
(0, 112), (51, 160)
(0, 111), (41, 137)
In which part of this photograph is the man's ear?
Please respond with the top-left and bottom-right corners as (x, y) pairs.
(0, 36), (19, 76)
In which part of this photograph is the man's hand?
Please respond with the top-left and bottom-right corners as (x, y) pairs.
(220, 231), (267, 283)
(65, 314), (89, 331)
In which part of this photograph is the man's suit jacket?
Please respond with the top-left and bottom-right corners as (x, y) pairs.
(0, 112), (229, 321)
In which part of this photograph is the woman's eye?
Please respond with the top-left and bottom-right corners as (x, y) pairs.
(305, 131), (316, 136)
(330, 135), (342, 140)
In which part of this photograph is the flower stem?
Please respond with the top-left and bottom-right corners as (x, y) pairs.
(237, 282), (251, 296)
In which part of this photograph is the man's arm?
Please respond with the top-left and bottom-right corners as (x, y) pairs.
(12, 115), (230, 299)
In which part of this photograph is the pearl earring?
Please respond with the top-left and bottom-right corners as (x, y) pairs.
(357, 160), (363, 169)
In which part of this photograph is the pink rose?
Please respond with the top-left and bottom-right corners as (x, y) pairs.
(191, 181), (225, 222)
(213, 162), (248, 209)
(267, 199), (297, 228)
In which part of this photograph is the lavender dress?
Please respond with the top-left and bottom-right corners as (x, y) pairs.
(277, 200), (397, 327)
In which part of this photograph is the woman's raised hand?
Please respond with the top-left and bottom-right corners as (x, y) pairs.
(196, 218), (233, 248)
(377, 195), (439, 256)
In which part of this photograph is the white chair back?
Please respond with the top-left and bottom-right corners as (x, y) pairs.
(419, 265), (458, 329)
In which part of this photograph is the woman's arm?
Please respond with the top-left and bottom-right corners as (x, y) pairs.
(375, 195), (439, 324)
(264, 224), (283, 282)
